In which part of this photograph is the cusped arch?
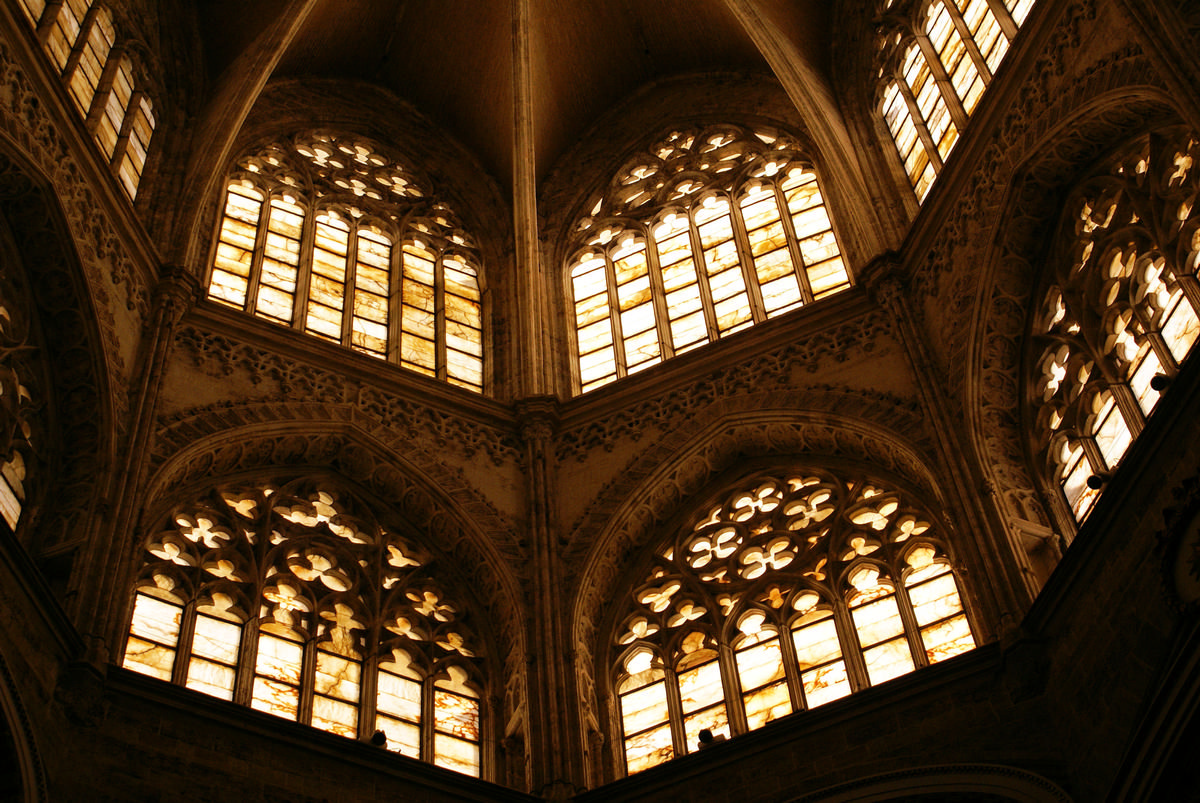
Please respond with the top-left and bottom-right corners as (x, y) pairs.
(968, 81), (1180, 583)
(567, 405), (954, 744)
(0, 137), (116, 559)
(140, 415), (525, 671)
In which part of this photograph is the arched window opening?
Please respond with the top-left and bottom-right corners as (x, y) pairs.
(611, 469), (975, 774)
(569, 125), (851, 393)
(875, 0), (1031, 201)
(121, 479), (485, 777)
(17, 0), (157, 199)
(206, 133), (485, 393)
(1030, 130), (1200, 525)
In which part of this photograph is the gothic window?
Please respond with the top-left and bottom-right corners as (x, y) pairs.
(17, 0), (157, 199)
(876, 0), (1030, 201)
(568, 125), (850, 393)
(206, 132), (485, 393)
(1030, 130), (1200, 523)
(121, 479), (485, 777)
(612, 469), (975, 774)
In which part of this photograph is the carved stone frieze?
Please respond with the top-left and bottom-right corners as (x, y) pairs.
(171, 323), (521, 466)
(556, 308), (899, 462)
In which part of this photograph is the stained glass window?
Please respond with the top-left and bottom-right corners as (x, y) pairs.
(17, 0), (156, 199)
(613, 469), (975, 774)
(121, 480), (485, 777)
(1031, 130), (1200, 524)
(206, 133), (485, 393)
(876, 0), (1031, 200)
(569, 125), (850, 393)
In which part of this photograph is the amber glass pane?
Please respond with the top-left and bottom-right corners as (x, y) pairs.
(185, 614), (242, 700)
(736, 636), (792, 729)
(376, 713), (422, 758)
(256, 198), (303, 324)
(434, 734), (480, 776)
(792, 611), (850, 707)
(251, 633), (303, 719)
(18, 0), (45, 26)
(123, 594), (182, 681)
(625, 722), (673, 773)
(118, 98), (155, 199)
(95, 57), (133, 159)
(46, 0), (86, 72)
(852, 594), (914, 685)
(209, 185), (263, 308)
(305, 215), (350, 341)
(67, 7), (113, 116)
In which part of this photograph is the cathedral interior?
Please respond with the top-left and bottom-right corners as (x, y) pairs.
(3, 0), (1200, 800)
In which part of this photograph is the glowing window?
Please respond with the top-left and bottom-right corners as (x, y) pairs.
(1031, 130), (1200, 525)
(121, 480), (485, 777)
(205, 133), (485, 393)
(613, 470), (974, 774)
(876, 0), (1031, 200)
(569, 125), (850, 393)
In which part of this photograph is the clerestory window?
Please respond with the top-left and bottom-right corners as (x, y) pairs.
(206, 132), (484, 393)
(1030, 130), (1200, 523)
(876, 0), (1032, 201)
(121, 479), (485, 776)
(568, 125), (850, 393)
(17, 0), (157, 199)
(612, 469), (975, 774)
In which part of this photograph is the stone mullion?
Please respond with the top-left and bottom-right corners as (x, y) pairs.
(895, 72), (946, 173)
(914, 33), (971, 131)
(871, 273), (1026, 636)
(832, 601), (871, 693)
(233, 617), (259, 708)
(243, 194), (273, 318)
(982, 0), (1019, 40)
(34, 0), (62, 45)
(170, 602), (199, 686)
(604, 254), (629, 378)
(59, 2), (97, 85)
(716, 641), (748, 736)
(341, 227), (361, 349)
(107, 86), (143, 173)
(943, 2), (995, 84)
(643, 233), (677, 361)
(517, 398), (584, 798)
(726, 196), (769, 324)
(773, 181), (816, 304)
(358, 651), (380, 741)
(773, 619), (807, 713)
(686, 221), (722, 341)
(291, 202), (317, 330)
(87, 268), (199, 665)
(892, 581), (930, 670)
(82, 44), (122, 133)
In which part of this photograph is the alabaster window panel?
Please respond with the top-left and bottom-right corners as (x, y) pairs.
(613, 470), (975, 774)
(876, 0), (1031, 201)
(17, 0), (156, 198)
(206, 132), (484, 393)
(121, 479), (484, 777)
(1030, 130), (1200, 524)
(569, 125), (851, 393)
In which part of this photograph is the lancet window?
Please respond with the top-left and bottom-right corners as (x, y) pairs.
(121, 479), (485, 777)
(1030, 130), (1200, 524)
(17, 0), (157, 198)
(206, 132), (484, 393)
(568, 125), (850, 393)
(612, 469), (975, 774)
(875, 0), (1032, 200)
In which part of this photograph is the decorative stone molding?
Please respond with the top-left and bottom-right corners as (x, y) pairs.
(0, 40), (150, 325)
(789, 763), (1072, 802)
(171, 323), (521, 466)
(556, 309), (903, 463)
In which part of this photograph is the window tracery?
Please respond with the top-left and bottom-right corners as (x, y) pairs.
(612, 469), (975, 774)
(875, 0), (1030, 201)
(568, 125), (850, 393)
(121, 478), (484, 776)
(206, 132), (484, 393)
(1030, 130), (1200, 523)
(17, 0), (157, 199)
